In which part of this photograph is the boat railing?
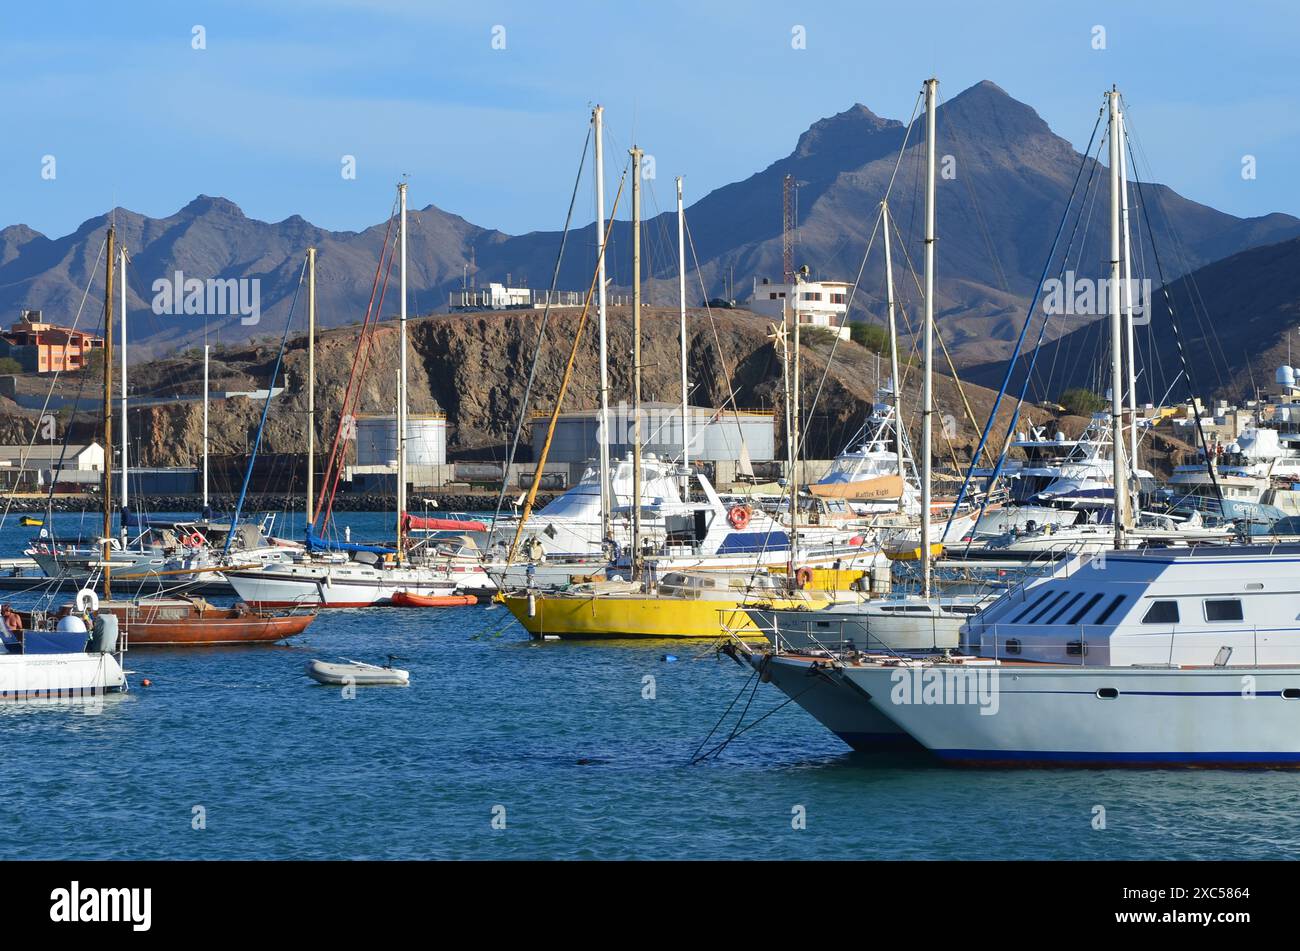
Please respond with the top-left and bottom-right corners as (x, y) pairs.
(978, 621), (1270, 668)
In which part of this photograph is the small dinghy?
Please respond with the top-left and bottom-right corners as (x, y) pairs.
(390, 591), (477, 608)
(305, 657), (409, 687)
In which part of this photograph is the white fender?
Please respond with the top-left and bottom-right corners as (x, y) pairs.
(75, 588), (100, 614)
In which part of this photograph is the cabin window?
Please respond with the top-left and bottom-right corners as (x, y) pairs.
(1204, 599), (1243, 622)
(1142, 601), (1179, 624)
(1044, 592), (1085, 624)
(1067, 592), (1105, 626)
(1004, 638), (1022, 655)
(1025, 591), (1069, 625)
(1004, 592), (1046, 623)
(1093, 594), (1128, 625)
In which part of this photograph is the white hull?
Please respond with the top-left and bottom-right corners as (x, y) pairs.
(227, 563), (458, 608)
(842, 662), (1300, 766)
(749, 651), (916, 750)
(0, 652), (126, 703)
(750, 602), (971, 652)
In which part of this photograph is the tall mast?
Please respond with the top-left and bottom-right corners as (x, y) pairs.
(630, 145), (644, 579)
(118, 244), (129, 541)
(396, 182), (408, 560)
(920, 78), (937, 600)
(593, 106), (612, 546)
(882, 200), (904, 511)
(677, 175), (689, 473)
(1107, 88), (1129, 548)
(102, 227), (115, 600)
(1117, 108), (1140, 480)
(202, 343), (209, 513)
(785, 271), (795, 563)
(307, 246), (317, 527)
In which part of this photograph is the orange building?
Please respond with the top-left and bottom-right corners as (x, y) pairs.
(0, 310), (104, 374)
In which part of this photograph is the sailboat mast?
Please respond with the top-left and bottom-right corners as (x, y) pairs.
(882, 200), (903, 507)
(118, 244), (128, 537)
(1107, 88), (1129, 548)
(630, 146), (643, 578)
(785, 272), (795, 563)
(202, 343), (209, 512)
(593, 106), (612, 546)
(1117, 109), (1140, 479)
(397, 182), (408, 560)
(920, 78), (937, 600)
(677, 176), (689, 473)
(307, 246), (317, 527)
(102, 226), (115, 600)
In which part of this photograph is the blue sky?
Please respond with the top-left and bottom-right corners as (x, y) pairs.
(4, 0), (1299, 238)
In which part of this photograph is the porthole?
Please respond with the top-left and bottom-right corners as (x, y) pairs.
(1282, 688), (1300, 700)
(1096, 687), (1119, 700)
(1004, 638), (1022, 655)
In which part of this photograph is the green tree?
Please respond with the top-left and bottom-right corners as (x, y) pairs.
(849, 322), (889, 354)
(0, 357), (23, 374)
(1059, 387), (1106, 416)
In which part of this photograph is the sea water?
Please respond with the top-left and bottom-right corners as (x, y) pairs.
(2, 511), (1297, 860)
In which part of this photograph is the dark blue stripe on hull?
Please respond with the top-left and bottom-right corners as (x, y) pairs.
(934, 748), (1300, 768)
(836, 731), (925, 752)
(0, 685), (118, 701)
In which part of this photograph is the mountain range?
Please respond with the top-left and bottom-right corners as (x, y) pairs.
(2, 80), (1296, 376)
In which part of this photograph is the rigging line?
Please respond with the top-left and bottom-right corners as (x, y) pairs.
(944, 103), (1105, 540)
(225, 255), (308, 555)
(1039, 129), (1107, 404)
(691, 669), (822, 764)
(312, 195), (399, 527)
(798, 91), (925, 465)
(886, 210), (994, 469)
(506, 172), (626, 563)
(487, 125), (595, 536)
(1015, 127), (1107, 427)
(318, 223), (395, 535)
(688, 666), (757, 763)
(935, 86), (1012, 295)
(690, 665), (763, 764)
(682, 216), (760, 464)
(1126, 134), (1225, 505)
(0, 236), (107, 529)
(1123, 103), (1232, 389)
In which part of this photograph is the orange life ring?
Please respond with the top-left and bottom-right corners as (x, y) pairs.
(795, 566), (815, 589)
(188, 532), (204, 548)
(727, 504), (751, 530)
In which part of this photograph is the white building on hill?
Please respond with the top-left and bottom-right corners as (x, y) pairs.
(747, 273), (851, 339)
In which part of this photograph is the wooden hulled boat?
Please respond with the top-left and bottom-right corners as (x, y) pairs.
(46, 596), (315, 647)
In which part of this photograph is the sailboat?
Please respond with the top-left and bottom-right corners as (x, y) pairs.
(226, 186), (465, 609)
(501, 139), (861, 639)
(750, 80), (993, 651)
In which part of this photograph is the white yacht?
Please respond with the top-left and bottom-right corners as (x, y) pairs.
(818, 545), (1300, 766)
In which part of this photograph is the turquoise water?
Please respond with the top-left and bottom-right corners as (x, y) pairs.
(3, 511), (1299, 860)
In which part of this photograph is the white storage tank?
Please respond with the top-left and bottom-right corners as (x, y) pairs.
(355, 413), (446, 467)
